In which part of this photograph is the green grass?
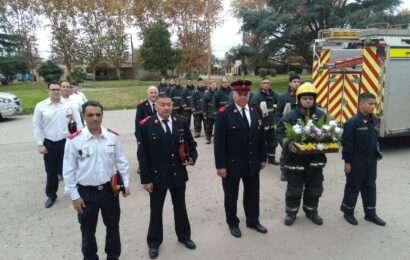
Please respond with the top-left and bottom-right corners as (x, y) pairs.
(0, 75), (312, 115)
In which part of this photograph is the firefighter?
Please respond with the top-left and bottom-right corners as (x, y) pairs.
(157, 78), (170, 97)
(169, 78), (185, 117)
(340, 92), (386, 226)
(182, 79), (195, 127)
(276, 83), (327, 226)
(202, 80), (217, 144)
(276, 75), (301, 180)
(192, 78), (207, 138)
(251, 78), (279, 165)
(214, 76), (232, 111)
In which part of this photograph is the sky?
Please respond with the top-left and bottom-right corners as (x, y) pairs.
(35, 0), (410, 60)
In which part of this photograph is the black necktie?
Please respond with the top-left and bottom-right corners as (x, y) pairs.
(241, 108), (249, 128)
(162, 119), (171, 135)
(151, 103), (156, 114)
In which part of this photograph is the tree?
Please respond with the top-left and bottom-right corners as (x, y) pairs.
(0, 56), (29, 81)
(140, 21), (180, 76)
(71, 66), (87, 82)
(235, 0), (410, 67)
(38, 60), (63, 83)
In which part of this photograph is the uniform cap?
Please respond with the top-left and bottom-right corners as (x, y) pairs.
(231, 80), (252, 93)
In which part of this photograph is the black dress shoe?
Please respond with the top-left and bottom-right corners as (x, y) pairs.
(246, 223), (268, 234)
(148, 247), (159, 259)
(284, 214), (296, 226)
(179, 239), (196, 250)
(229, 226), (242, 238)
(205, 139), (211, 144)
(343, 214), (358, 225)
(44, 198), (56, 208)
(194, 134), (200, 138)
(306, 212), (323, 225)
(365, 214), (386, 226)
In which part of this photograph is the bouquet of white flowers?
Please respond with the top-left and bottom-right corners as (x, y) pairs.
(284, 117), (343, 154)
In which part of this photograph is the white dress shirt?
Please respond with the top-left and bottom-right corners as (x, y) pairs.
(63, 127), (130, 200)
(157, 113), (173, 134)
(235, 103), (251, 127)
(32, 97), (83, 145)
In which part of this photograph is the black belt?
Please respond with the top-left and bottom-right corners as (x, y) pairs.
(78, 182), (111, 191)
(44, 138), (66, 143)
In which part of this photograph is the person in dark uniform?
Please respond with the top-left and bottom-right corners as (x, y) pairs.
(182, 79), (195, 127)
(170, 78), (185, 117)
(252, 78), (279, 165)
(214, 76), (232, 111)
(202, 80), (217, 144)
(157, 78), (170, 97)
(137, 94), (198, 259)
(276, 83), (327, 226)
(340, 93), (386, 226)
(192, 78), (207, 138)
(276, 74), (301, 180)
(135, 86), (158, 140)
(214, 80), (268, 238)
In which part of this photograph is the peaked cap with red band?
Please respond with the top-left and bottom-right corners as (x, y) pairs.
(231, 80), (252, 93)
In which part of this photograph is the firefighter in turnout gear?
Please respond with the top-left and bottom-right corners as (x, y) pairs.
(214, 76), (232, 111)
(276, 83), (327, 226)
(202, 80), (217, 144)
(170, 78), (185, 117)
(276, 75), (301, 180)
(340, 93), (386, 226)
(251, 78), (279, 165)
(182, 79), (195, 127)
(192, 78), (207, 138)
(157, 78), (171, 97)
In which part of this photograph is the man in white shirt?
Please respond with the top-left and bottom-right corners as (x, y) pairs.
(61, 80), (83, 112)
(63, 101), (130, 260)
(71, 81), (88, 112)
(32, 81), (83, 208)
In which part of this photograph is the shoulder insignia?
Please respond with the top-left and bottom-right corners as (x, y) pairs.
(218, 106), (226, 113)
(139, 115), (151, 125)
(68, 130), (81, 140)
(107, 128), (119, 135)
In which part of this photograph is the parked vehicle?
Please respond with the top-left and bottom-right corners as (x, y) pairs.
(0, 92), (22, 120)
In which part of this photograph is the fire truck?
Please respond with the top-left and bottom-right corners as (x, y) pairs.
(312, 27), (410, 137)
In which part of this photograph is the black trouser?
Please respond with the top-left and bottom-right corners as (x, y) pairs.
(43, 139), (65, 200)
(78, 183), (121, 260)
(285, 167), (324, 215)
(264, 126), (277, 160)
(204, 117), (215, 141)
(147, 185), (191, 248)
(193, 113), (204, 135)
(222, 175), (260, 227)
(183, 110), (192, 128)
(341, 160), (377, 216)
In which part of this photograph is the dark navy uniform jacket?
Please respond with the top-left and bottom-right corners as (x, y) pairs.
(214, 104), (267, 178)
(342, 113), (382, 170)
(135, 99), (156, 139)
(138, 115), (198, 188)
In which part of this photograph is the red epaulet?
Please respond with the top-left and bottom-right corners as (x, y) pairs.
(68, 130), (81, 140)
(107, 128), (119, 135)
(139, 115), (151, 125)
(218, 106), (226, 113)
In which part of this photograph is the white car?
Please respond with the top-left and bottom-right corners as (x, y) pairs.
(0, 92), (22, 120)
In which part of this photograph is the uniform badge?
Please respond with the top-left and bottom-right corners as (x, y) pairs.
(233, 109), (238, 113)
(154, 119), (159, 124)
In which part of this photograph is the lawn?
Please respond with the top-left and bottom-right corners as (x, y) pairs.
(1, 75), (312, 114)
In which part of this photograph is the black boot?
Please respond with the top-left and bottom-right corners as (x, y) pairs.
(306, 211), (323, 225)
(284, 213), (296, 226)
(343, 213), (358, 225)
(364, 214), (386, 226)
(268, 156), (279, 165)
